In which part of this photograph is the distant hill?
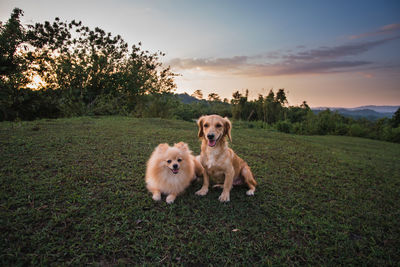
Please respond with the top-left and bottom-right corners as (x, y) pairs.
(176, 93), (201, 104)
(349, 105), (399, 113)
(312, 105), (399, 120)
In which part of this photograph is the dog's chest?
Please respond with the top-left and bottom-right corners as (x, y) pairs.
(204, 149), (222, 169)
(203, 150), (227, 178)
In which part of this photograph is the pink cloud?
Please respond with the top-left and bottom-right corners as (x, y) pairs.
(349, 23), (400, 39)
(168, 36), (400, 76)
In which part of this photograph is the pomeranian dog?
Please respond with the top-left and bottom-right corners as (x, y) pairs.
(145, 142), (204, 204)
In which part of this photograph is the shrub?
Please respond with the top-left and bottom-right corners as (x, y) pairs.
(276, 120), (292, 133)
(383, 126), (400, 143)
(90, 94), (128, 116)
(348, 124), (367, 137)
(390, 127), (400, 143)
(173, 103), (196, 121)
(334, 122), (349, 136)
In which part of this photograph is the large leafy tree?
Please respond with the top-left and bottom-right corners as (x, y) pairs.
(0, 8), (32, 120)
(1, 8), (177, 119)
(25, 15), (176, 115)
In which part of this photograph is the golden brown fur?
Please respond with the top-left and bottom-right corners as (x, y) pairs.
(145, 142), (204, 204)
(195, 115), (257, 202)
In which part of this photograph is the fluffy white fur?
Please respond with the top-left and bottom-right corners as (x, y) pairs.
(145, 142), (204, 204)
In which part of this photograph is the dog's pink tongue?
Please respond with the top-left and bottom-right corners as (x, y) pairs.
(172, 169), (179, 174)
(208, 140), (216, 147)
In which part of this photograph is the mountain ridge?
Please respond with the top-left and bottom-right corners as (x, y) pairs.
(311, 106), (399, 120)
(312, 105), (399, 113)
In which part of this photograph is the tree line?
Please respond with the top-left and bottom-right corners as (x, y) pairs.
(1, 8), (399, 143)
(180, 89), (400, 143)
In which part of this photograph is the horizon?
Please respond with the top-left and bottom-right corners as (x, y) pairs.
(1, 0), (400, 108)
(177, 91), (400, 109)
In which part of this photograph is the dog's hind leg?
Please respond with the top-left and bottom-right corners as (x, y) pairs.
(241, 165), (257, 196)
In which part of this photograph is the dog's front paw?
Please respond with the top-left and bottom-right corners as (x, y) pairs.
(166, 194), (176, 204)
(218, 191), (230, 202)
(195, 187), (209, 196)
(152, 192), (161, 201)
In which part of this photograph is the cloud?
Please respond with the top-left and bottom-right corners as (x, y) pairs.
(168, 36), (399, 76)
(350, 23), (400, 39)
(169, 57), (373, 76)
(273, 61), (372, 75)
(233, 61), (373, 76)
(281, 36), (400, 62)
(168, 56), (248, 71)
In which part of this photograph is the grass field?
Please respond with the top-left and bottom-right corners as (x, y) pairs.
(1, 116), (399, 265)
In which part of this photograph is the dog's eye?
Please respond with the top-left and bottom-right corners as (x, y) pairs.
(216, 123), (222, 128)
(204, 124), (209, 128)
(167, 160), (172, 164)
(177, 158), (182, 162)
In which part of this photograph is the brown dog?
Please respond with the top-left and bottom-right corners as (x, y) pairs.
(195, 115), (257, 202)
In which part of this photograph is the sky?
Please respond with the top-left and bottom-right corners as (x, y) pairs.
(1, 0), (400, 107)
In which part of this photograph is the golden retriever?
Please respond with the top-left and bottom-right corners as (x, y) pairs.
(146, 142), (204, 204)
(195, 115), (257, 202)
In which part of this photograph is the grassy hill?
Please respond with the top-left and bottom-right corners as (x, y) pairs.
(1, 116), (399, 265)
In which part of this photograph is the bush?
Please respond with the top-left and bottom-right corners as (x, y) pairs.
(276, 120), (292, 133)
(390, 127), (400, 143)
(348, 124), (367, 137)
(173, 103), (196, 121)
(334, 122), (349, 136)
(316, 110), (336, 135)
(90, 94), (128, 116)
(292, 122), (305, 134)
(383, 126), (400, 143)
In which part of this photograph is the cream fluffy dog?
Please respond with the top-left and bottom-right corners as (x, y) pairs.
(195, 115), (257, 202)
(145, 142), (204, 204)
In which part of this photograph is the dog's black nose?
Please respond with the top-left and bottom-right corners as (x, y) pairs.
(207, 133), (215, 140)
(173, 164), (178, 169)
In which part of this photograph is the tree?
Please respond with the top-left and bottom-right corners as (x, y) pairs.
(300, 100), (310, 110)
(0, 8), (32, 120)
(208, 92), (221, 102)
(26, 16), (176, 116)
(231, 91), (243, 120)
(391, 108), (400, 128)
(275, 88), (288, 106)
(263, 89), (278, 124)
(191, 89), (203, 100)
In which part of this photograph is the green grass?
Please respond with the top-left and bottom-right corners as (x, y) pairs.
(1, 116), (399, 265)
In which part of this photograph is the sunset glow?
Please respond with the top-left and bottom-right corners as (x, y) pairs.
(1, 0), (399, 107)
(26, 74), (45, 90)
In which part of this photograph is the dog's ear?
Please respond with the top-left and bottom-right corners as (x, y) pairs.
(197, 116), (205, 138)
(155, 143), (169, 153)
(223, 117), (232, 142)
(174, 142), (189, 151)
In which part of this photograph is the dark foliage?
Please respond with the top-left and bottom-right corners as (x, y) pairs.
(1, 8), (176, 120)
